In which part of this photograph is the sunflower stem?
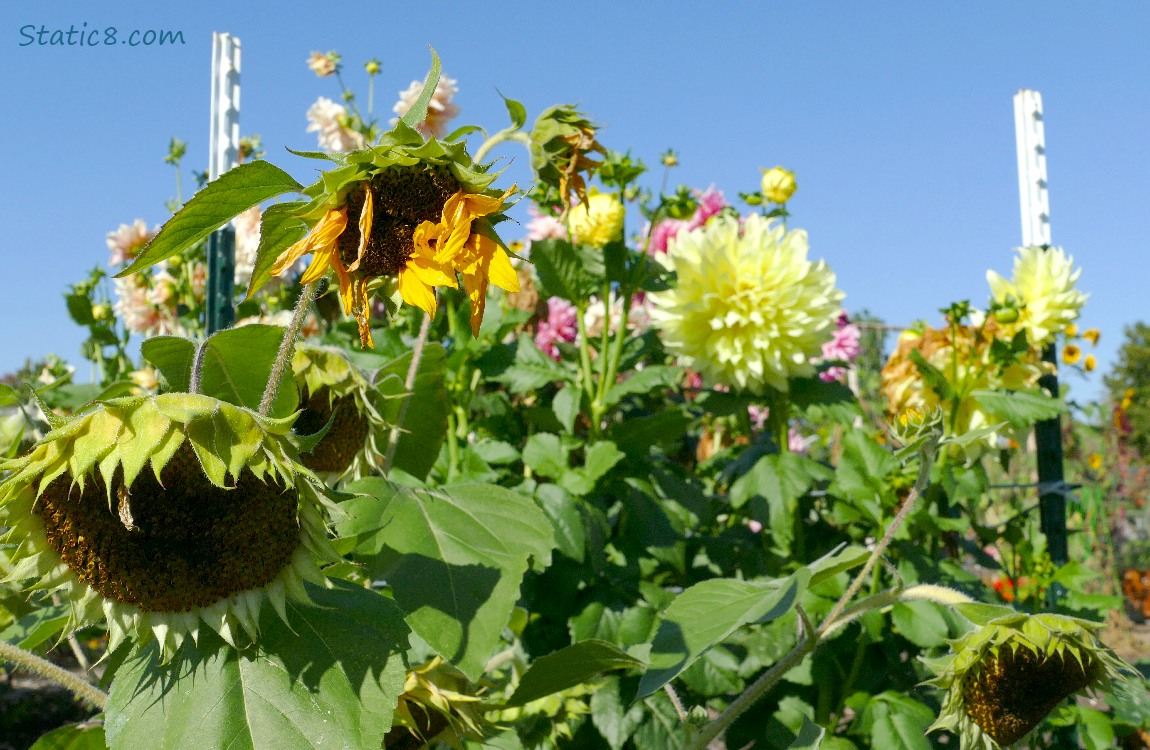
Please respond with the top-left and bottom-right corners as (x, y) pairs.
(382, 312), (432, 475)
(0, 640), (107, 710)
(259, 281), (317, 416)
(189, 339), (209, 395)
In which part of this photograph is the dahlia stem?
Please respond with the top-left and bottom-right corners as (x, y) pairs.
(0, 640), (107, 710)
(259, 281), (317, 416)
(382, 312), (432, 475)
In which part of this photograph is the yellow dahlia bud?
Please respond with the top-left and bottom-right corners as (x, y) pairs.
(567, 191), (625, 248)
(925, 612), (1130, 749)
(0, 393), (337, 659)
(91, 303), (110, 321)
(365, 58), (382, 76)
(760, 166), (797, 204)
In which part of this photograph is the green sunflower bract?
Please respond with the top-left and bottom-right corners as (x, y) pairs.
(0, 393), (337, 659)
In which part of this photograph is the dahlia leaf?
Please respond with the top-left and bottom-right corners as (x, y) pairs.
(787, 716), (826, 749)
(971, 388), (1067, 430)
(119, 161), (303, 278)
(637, 570), (809, 698)
(336, 479), (555, 681)
(245, 201), (309, 300)
(862, 692), (933, 750)
(806, 543), (870, 586)
(522, 433), (569, 479)
(490, 335), (575, 393)
(631, 684), (687, 750)
(603, 366), (685, 409)
(27, 722), (107, 750)
(105, 584), (409, 750)
(535, 483), (586, 562)
(140, 337), (196, 393)
(552, 385), (582, 433)
(530, 238), (603, 303)
(505, 640), (645, 707)
(608, 408), (693, 458)
(590, 677), (647, 750)
(399, 46), (442, 130)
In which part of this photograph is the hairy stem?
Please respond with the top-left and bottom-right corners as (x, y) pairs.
(0, 641), (107, 710)
(259, 281), (317, 416)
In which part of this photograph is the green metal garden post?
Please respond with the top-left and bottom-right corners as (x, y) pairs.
(1014, 90), (1068, 566)
(205, 32), (241, 335)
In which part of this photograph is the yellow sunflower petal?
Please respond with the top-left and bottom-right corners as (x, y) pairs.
(270, 208), (348, 278)
(346, 187), (373, 274)
(461, 270), (488, 337)
(299, 245), (335, 285)
(476, 235), (519, 293)
(398, 267), (438, 317)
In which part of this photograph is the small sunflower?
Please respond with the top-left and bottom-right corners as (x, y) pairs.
(384, 657), (491, 749)
(291, 343), (389, 479)
(264, 125), (518, 346)
(0, 393), (337, 658)
(925, 612), (1129, 749)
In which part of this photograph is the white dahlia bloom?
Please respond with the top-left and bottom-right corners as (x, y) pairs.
(648, 214), (844, 393)
(306, 96), (366, 153)
(986, 245), (1086, 345)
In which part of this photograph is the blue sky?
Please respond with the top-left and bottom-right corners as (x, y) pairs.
(3, 1), (1148, 403)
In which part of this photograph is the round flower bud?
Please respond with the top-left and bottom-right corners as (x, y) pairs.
(760, 166), (797, 204)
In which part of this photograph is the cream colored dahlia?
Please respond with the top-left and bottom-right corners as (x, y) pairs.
(986, 246), (1086, 346)
(648, 213), (843, 393)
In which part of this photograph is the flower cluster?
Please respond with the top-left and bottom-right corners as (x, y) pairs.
(647, 186), (727, 255)
(987, 245), (1086, 346)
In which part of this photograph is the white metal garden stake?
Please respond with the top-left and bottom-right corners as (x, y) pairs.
(206, 32), (241, 333)
(1014, 89), (1068, 568)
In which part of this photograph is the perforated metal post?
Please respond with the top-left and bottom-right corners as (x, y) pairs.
(205, 32), (241, 334)
(1014, 89), (1067, 567)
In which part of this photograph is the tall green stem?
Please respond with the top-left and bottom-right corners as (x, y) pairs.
(259, 281), (317, 416)
(0, 641), (106, 710)
(382, 312), (432, 475)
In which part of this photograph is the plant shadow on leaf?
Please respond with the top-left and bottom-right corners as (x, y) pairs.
(105, 581), (410, 750)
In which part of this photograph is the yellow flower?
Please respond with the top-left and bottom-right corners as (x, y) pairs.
(1063, 343), (1082, 365)
(1064, 323), (1078, 338)
(648, 213), (843, 393)
(760, 166), (797, 204)
(567, 191), (625, 248)
(1084, 354), (1096, 372)
(987, 246), (1086, 345)
(1087, 452), (1103, 470)
(1083, 328), (1101, 346)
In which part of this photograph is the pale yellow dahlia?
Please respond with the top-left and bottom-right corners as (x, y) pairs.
(648, 213), (843, 393)
(987, 246), (1086, 346)
(567, 191), (625, 248)
(0, 394), (337, 659)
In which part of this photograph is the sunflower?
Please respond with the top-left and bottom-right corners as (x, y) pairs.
(0, 393), (337, 659)
(291, 343), (389, 479)
(925, 612), (1129, 749)
(265, 127), (518, 347)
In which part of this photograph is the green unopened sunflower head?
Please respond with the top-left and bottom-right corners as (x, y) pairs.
(0, 393), (337, 659)
(291, 343), (388, 479)
(924, 612), (1130, 749)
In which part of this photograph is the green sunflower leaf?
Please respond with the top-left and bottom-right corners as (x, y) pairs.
(971, 388), (1068, 430)
(530, 238), (603, 302)
(504, 640), (645, 707)
(336, 479), (555, 681)
(399, 46), (442, 130)
(244, 201), (309, 300)
(373, 343), (449, 481)
(637, 570), (810, 698)
(104, 583), (409, 750)
(28, 722), (107, 750)
(119, 161), (303, 278)
(196, 325), (298, 418)
(140, 336), (196, 393)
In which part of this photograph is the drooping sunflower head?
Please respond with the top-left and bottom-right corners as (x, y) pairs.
(291, 343), (388, 479)
(384, 657), (492, 749)
(0, 393), (337, 659)
(925, 612), (1129, 749)
(263, 125), (519, 346)
(647, 213), (843, 394)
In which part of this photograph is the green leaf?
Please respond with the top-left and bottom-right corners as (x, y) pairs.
(375, 344), (449, 480)
(140, 336), (196, 393)
(522, 433), (568, 479)
(609, 408), (692, 458)
(631, 691), (685, 750)
(891, 601), (950, 648)
(603, 366), (684, 409)
(120, 161), (302, 277)
(245, 201), (309, 299)
(730, 452), (830, 554)
(908, 349), (957, 402)
(590, 677), (646, 750)
(104, 583), (408, 750)
(806, 544), (870, 587)
(493, 335), (574, 393)
(862, 693), (933, 750)
(536, 483), (586, 562)
(1076, 706), (1116, 750)
(0, 382), (19, 407)
(552, 386), (581, 434)
(971, 388), (1068, 430)
(65, 293), (95, 325)
(501, 93), (527, 129)
(790, 376), (863, 424)
(530, 238), (603, 302)
(336, 480), (555, 680)
(399, 47), (443, 129)
(787, 716), (826, 749)
(29, 723), (107, 750)
(831, 430), (896, 510)
(637, 570), (809, 697)
(559, 441), (625, 496)
(0, 603), (69, 650)
(196, 325), (298, 418)
(953, 601), (1017, 625)
(505, 640), (645, 706)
